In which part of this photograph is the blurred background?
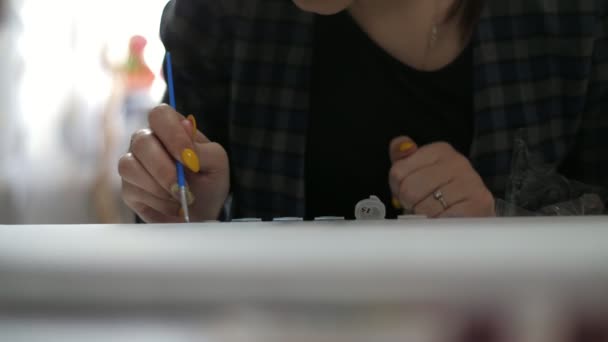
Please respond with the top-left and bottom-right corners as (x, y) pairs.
(0, 0), (170, 224)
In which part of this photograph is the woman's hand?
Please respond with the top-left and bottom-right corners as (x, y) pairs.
(119, 105), (230, 223)
(388, 136), (495, 218)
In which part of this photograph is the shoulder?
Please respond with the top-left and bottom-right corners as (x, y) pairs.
(161, 0), (313, 49)
(482, 0), (604, 15)
(478, 0), (606, 43)
(480, 0), (605, 32)
(161, 0), (309, 28)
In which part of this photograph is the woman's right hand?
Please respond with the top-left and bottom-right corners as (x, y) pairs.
(119, 105), (230, 223)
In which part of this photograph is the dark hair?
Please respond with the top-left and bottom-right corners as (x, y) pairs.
(448, 0), (485, 39)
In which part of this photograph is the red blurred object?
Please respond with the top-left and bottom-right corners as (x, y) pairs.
(123, 35), (155, 91)
(129, 35), (147, 53)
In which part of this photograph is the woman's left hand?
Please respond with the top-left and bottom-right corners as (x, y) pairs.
(388, 136), (496, 218)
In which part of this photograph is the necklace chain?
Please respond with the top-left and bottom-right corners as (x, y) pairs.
(423, 22), (440, 69)
(423, 0), (443, 69)
(430, 24), (439, 48)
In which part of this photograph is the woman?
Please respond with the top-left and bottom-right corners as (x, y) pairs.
(119, 0), (608, 222)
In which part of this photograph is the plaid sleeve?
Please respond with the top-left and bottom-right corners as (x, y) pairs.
(569, 6), (608, 211)
(159, 0), (231, 147)
(501, 6), (608, 216)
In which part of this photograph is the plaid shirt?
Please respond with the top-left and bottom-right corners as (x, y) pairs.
(161, 0), (608, 219)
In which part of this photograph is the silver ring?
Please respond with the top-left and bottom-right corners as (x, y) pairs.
(433, 190), (448, 209)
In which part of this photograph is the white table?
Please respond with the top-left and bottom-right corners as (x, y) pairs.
(1, 217), (607, 341)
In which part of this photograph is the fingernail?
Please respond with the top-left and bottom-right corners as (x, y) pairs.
(186, 188), (195, 205)
(170, 183), (180, 199)
(171, 183), (195, 205)
(187, 114), (197, 138)
(392, 197), (402, 209)
(181, 148), (200, 172)
(399, 142), (415, 152)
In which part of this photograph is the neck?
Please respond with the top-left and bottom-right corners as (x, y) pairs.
(348, 0), (458, 24)
(347, 0), (467, 71)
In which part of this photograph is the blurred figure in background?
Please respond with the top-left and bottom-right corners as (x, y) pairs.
(0, 0), (25, 224)
(1, 1), (167, 224)
(93, 35), (156, 223)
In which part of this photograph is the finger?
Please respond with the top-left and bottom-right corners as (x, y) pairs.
(129, 129), (178, 195)
(396, 162), (455, 209)
(388, 142), (455, 194)
(128, 128), (152, 153)
(189, 141), (230, 176)
(194, 128), (211, 144)
(439, 189), (496, 218)
(389, 136), (419, 209)
(182, 114), (211, 144)
(122, 181), (181, 217)
(186, 114), (197, 139)
(389, 155), (439, 198)
(413, 180), (467, 218)
(389, 136), (418, 163)
(118, 152), (173, 201)
(148, 104), (200, 173)
(437, 202), (470, 218)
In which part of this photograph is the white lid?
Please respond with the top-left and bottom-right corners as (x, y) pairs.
(354, 196), (386, 220)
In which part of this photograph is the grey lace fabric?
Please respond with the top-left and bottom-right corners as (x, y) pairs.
(497, 134), (606, 216)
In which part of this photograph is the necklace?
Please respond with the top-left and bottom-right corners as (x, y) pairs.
(430, 24), (440, 48)
(423, 0), (445, 68)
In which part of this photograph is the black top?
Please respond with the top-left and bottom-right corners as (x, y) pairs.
(305, 11), (474, 220)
